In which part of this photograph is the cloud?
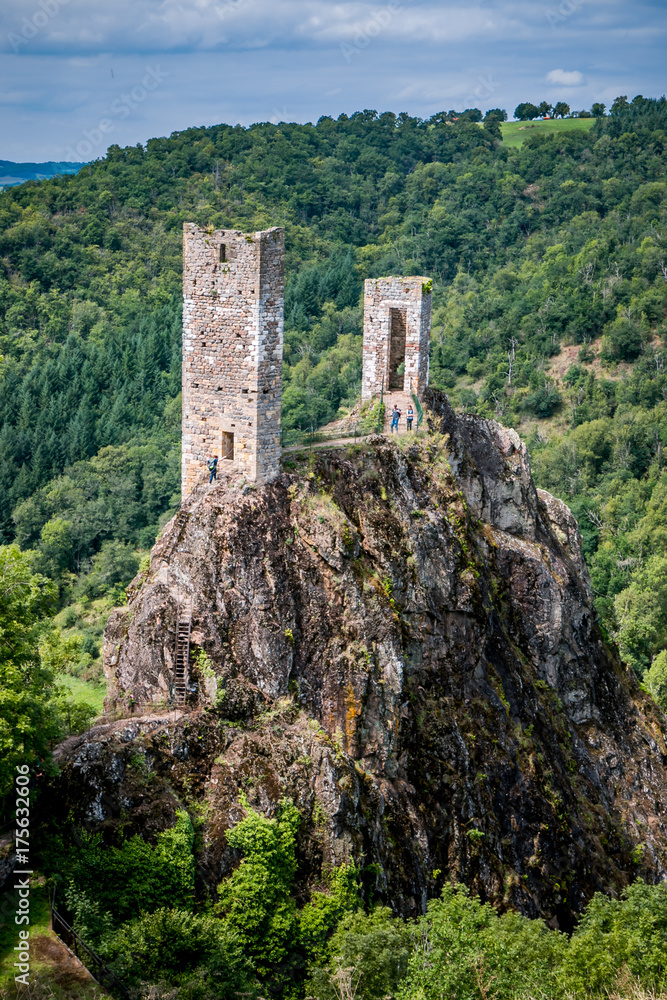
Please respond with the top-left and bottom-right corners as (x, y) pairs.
(0, 1), (533, 55)
(546, 68), (584, 86)
(1, 0), (666, 159)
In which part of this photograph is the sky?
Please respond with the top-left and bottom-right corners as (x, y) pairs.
(0, 0), (665, 163)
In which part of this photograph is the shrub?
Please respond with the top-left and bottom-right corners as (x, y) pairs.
(99, 907), (257, 998)
(216, 799), (300, 976)
(561, 880), (667, 995)
(306, 906), (412, 1000)
(63, 810), (195, 923)
(397, 884), (565, 1000)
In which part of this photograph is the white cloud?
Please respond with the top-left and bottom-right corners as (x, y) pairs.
(546, 68), (584, 86)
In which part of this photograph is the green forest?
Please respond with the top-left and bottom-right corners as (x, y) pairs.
(2, 94), (667, 999)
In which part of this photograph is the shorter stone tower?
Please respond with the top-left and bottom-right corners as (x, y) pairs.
(361, 277), (432, 400)
(181, 224), (284, 496)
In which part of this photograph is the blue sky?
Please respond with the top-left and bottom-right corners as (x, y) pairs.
(0, 0), (665, 162)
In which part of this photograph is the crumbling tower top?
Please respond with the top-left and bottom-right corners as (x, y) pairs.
(181, 224), (284, 496)
(361, 277), (432, 401)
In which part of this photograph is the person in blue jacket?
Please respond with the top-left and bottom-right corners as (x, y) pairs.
(207, 454), (218, 483)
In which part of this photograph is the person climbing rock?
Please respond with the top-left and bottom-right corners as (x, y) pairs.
(406, 404), (414, 431)
(390, 404), (402, 433)
(207, 454), (218, 483)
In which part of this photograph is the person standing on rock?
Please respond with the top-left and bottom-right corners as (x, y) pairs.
(207, 454), (218, 483)
(390, 404), (402, 434)
(406, 404), (414, 431)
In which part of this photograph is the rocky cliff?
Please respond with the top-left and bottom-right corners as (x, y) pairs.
(48, 391), (667, 927)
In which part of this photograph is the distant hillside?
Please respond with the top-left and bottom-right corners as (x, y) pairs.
(0, 159), (84, 189)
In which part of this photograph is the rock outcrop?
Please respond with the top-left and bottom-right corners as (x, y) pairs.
(47, 391), (667, 927)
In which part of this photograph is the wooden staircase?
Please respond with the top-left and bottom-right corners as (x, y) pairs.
(173, 601), (192, 709)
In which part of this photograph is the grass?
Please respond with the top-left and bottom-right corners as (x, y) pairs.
(58, 674), (107, 715)
(0, 882), (109, 999)
(0, 882), (52, 974)
(501, 117), (597, 148)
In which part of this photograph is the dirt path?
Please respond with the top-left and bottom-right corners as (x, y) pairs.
(283, 427), (421, 454)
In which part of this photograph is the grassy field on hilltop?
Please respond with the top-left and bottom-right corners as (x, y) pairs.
(501, 117), (596, 147)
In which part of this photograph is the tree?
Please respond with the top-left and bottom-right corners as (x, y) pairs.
(399, 884), (565, 1000)
(514, 102), (540, 121)
(591, 102), (606, 118)
(611, 95), (629, 114)
(601, 316), (643, 361)
(538, 101), (553, 118)
(0, 545), (61, 795)
(37, 517), (74, 577)
(63, 810), (196, 922)
(460, 108), (483, 122)
(216, 799), (300, 977)
(484, 108), (507, 124)
(553, 102), (571, 118)
(646, 650), (667, 709)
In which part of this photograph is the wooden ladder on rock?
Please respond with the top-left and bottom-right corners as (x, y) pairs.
(173, 600), (192, 710)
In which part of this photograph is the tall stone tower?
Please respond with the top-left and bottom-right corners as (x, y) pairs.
(361, 277), (432, 400)
(181, 224), (284, 496)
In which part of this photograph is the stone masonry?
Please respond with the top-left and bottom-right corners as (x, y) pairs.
(361, 277), (432, 400)
(181, 224), (284, 495)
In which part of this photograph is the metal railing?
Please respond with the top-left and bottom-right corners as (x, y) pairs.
(412, 392), (424, 430)
(281, 419), (378, 450)
(51, 894), (131, 1000)
(376, 376), (385, 433)
(282, 383), (387, 451)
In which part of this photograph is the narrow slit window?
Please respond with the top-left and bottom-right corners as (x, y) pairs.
(219, 244), (226, 263)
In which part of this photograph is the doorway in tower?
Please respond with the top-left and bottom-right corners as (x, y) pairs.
(221, 431), (234, 462)
(388, 308), (407, 390)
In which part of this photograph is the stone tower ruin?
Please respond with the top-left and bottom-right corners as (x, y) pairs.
(181, 224), (284, 496)
(361, 277), (432, 400)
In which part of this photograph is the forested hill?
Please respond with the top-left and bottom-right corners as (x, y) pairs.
(1, 98), (667, 697)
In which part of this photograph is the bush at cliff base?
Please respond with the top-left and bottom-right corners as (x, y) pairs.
(306, 881), (667, 1000)
(55, 800), (667, 999)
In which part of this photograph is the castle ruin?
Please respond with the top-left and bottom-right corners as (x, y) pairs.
(181, 224), (284, 495)
(361, 277), (432, 401)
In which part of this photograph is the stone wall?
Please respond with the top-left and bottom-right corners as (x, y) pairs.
(361, 277), (432, 400)
(181, 224), (284, 495)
